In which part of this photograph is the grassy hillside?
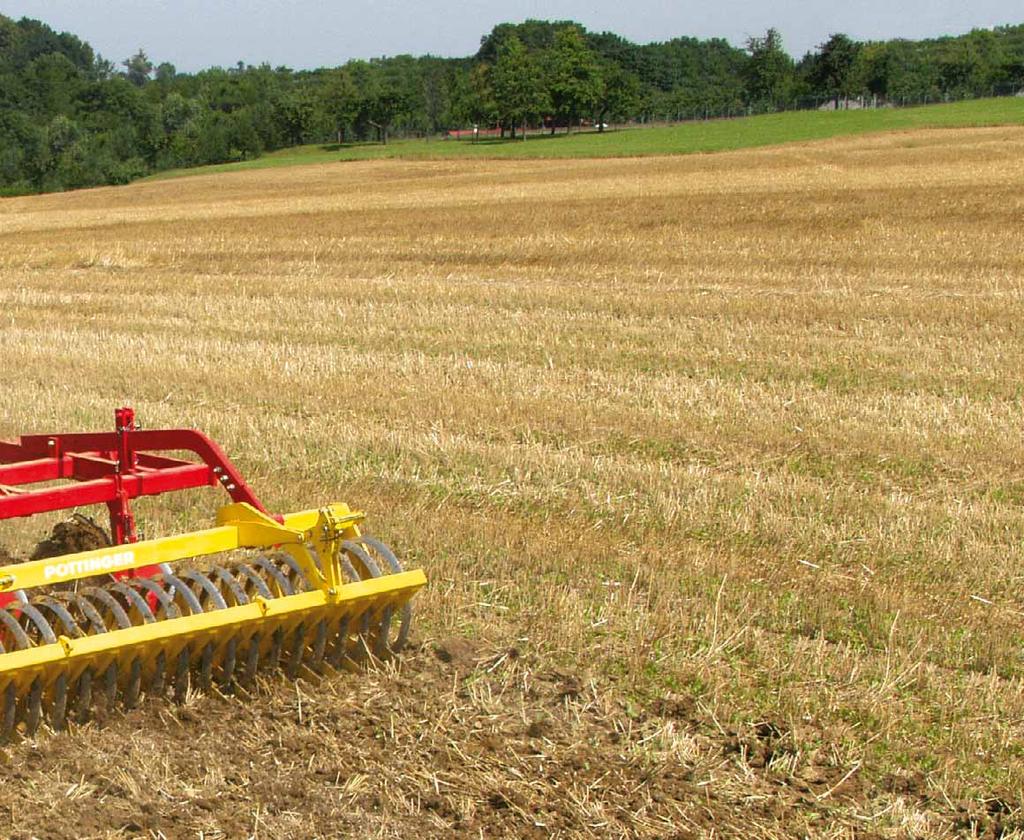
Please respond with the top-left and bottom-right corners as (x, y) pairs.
(150, 96), (1024, 180)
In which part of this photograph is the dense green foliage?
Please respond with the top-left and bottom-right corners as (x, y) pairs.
(1, 14), (1023, 194)
(147, 97), (1024, 178)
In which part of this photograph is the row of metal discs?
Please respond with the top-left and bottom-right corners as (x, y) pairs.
(0, 537), (410, 738)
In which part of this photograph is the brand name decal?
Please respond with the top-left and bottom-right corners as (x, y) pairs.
(44, 551), (136, 581)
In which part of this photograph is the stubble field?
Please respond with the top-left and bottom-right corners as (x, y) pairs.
(1, 125), (1023, 838)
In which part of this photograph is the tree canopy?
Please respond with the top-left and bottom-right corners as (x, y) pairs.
(1, 14), (1022, 195)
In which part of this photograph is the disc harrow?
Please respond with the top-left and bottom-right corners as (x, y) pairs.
(0, 409), (426, 739)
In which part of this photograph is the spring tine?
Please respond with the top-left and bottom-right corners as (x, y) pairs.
(50, 673), (68, 731)
(173, 646), (191, 703)
(341, 541), (382, 580)
(36, 602), (83, 725)
(357, 538), (412, 651)
(242, 633), (261, 686)
(236, 564), (273, 599)
(2, 683), (16, 740)
(180, 570), (228, 611)
(0, 608), (31, 650)
(65, 593), (107, 633)
(82, 587), (132, 630)
(14, 605), (65, 731)
(179, 569), (225, 696)
(131, 578), (180, 619)
(17, 602), (58, 645)
(75, 668), (94, 722)
(275, 553), (313, 591)
(123, 658), (143, 708)
(24, 678), (43, 736)
(159, 573), (203, 616)
(393, 603), (413, 654)
(327, 615), (351, 669)
(211, 565), (248, 606)
(286, 623), (306, 679)
(254, 557), (294, 596)
(102, 662), (118, 706)
(266, 627), (284, 671)
(198, 643), (215, 691)
(36, 597), (84, 638)
(219, 637), (238, 687)
(150, 650), (167, 695)
(338, 553), (360, 582)
(309, 619), (328, 670)
(357, 605), (373, 640)
(356, 537), (402, 572)
(110, 583), (155, 624)
(341, 543), (387, 655)
(374, 606), (395, 659)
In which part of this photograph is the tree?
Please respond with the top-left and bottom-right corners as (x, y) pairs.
(545, 26), (603, 132)
(851, 42), (893, 99)
(490, 34), (548, 138)
(743, 28), (794, 109)
(811, 34), (862, 107)
(122, 48), (153, 87)
(594, 61), (640, 130)
(154, 62), (176, 83)
(320, 68), (359, 142)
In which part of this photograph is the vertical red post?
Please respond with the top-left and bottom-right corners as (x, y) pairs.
(108, 407), (138, 545)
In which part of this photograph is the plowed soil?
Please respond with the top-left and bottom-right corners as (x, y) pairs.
(3, 634), (1006, 840)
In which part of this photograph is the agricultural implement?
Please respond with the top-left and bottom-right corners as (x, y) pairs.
(0, 408), (425, 736)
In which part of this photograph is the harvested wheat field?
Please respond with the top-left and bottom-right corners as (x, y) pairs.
(1, 125), (1024, 838)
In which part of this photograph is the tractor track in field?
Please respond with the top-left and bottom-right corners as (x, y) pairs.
(0, 633), (1012, 838)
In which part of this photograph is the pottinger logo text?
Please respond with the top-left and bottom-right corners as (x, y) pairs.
(44, 551), (136, 581)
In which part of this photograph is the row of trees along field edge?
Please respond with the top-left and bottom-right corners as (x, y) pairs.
(1, 15), (1023, 194)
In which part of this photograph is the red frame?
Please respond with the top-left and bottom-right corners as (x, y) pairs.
(0, 408), (272, 546)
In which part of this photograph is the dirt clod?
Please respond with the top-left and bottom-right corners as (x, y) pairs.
(433, 636), (480, 667)
(30, 514), (110, 560)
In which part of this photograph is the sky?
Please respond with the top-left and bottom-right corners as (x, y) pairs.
(1, 0), (1020, 72)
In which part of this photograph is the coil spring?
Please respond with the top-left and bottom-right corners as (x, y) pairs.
(0, 537), (410, 739)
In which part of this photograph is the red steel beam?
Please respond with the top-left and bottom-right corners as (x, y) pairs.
(0, 463), (214, 520)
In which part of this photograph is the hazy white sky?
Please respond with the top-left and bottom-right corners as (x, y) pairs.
(1, 0), (1020, 71)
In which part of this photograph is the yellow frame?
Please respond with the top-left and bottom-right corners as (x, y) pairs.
(0, 503), (426, 691)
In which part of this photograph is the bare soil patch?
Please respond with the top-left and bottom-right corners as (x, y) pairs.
(3, 635), (1013, 839)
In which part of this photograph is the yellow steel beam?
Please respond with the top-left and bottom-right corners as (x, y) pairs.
(281, 504), (364, 533)
(0, 503), (331, 593)
(0, 527), (238, 593)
